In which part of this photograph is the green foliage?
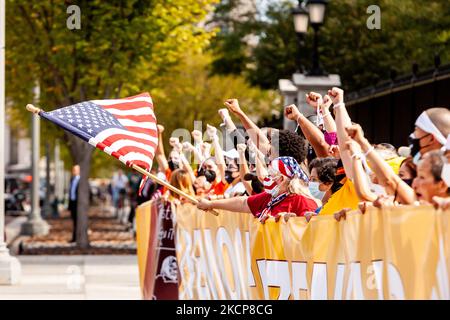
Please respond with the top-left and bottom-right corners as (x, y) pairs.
(5, 0), (219, 176)
(210, 0), (450, 92)
(151, 51), (278, 150)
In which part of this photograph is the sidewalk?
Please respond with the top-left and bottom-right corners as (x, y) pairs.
(0, 255), (141, 300)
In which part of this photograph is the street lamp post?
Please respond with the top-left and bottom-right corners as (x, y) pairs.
(21, 84), (49, 236)
(306, 0), (328, 76)
(0, 0), (22, 285)
(292, 1), (309, 73)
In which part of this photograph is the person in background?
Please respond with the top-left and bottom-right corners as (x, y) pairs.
(224, 98), (309, 166)
(111, 169), (129, 215)
(412, 150), (449, 204)
(398, 157), (417, 187)
(169, 169), (195, 205)
(223, 157), (246, 198)
(68, 164), (80, 243)
(193, 175), (211, 198)
(433, 135), (450, 209)
(308, 157), (344, 208)
(127, 171), (142, 229)
(197, 156), (318, 222)
(409, 108), (450, 164)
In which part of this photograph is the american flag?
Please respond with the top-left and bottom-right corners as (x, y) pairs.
(40, 92), (158, 192)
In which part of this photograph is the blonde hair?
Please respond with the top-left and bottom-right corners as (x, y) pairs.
(169, 169), (195, 200)
(287, 177), (322, 207)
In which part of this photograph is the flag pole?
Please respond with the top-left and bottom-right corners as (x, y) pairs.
(26, 104), (219, 216)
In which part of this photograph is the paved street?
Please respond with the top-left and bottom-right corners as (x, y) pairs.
(0, 255), (141, 300)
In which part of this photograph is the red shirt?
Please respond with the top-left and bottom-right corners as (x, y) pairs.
(247, 192), (318, 217)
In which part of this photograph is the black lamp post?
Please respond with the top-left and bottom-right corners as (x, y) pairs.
(306, 0), (328, 76)
(292, 1), (309, 73)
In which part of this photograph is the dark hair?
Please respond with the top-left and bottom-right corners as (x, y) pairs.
(309, 157), (342, 193)
(400, 157), (417, 179)
(278, 130), (309, 164)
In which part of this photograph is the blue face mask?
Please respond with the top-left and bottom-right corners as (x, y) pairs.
(412, 152), (421, 165)
(308, 181), (326, 201)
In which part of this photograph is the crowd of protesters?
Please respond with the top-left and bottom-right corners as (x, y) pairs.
(141, 87), (450, 222)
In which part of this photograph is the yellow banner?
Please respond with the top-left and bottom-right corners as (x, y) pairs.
(173, 204), (450, 300)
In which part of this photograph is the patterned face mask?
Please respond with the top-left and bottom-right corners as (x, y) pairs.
(263, 175), (282, 198)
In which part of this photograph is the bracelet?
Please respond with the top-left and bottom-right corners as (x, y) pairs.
(333, 102), (345, 109)
(351, 153), (362, 160)
(322, 112), (332, 119)
(364, 146), (374, 157)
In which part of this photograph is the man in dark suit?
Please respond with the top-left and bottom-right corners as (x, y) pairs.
(68, 165), (80, 243)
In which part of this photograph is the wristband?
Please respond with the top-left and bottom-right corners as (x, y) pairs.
(364, 146), (374, 157)
(333, 102), (345, 109)
(322, 112), (332, 119)
(351, 153), (362, 160)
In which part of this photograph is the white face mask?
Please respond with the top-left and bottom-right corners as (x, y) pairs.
(308, 181), (326, 201)
(442, 163), (450, 188)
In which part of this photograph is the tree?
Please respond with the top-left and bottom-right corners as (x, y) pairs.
(209, 0), (450, 92)
(5, 0), (218, 248)
(151, 51), (277, 152)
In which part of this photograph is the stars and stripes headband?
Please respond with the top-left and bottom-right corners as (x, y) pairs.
(270, 156), (309, 183)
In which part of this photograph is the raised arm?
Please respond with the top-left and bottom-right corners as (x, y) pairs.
(237, 143), (253, 195)
(284, 102), (330, 158)
(346, 140), (378, 202)
(207, 124), (226, 184)
(183, 140), (204, 165)
(224, 99), (271, 156)
(328, 87), (354, 180)
(346, 124), (416, 205)
(321, 95), (337, 134)
(249, 141), (268, 180)
(179, 146), (197, 183)
(155, 124), (169, 173)
(197, 196), (251, 213)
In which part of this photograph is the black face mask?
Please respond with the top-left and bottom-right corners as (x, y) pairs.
(168, 159), (180, 171)
(402, 178), (414, 187)
(408, 133), (431, 157)
(224, 170), (238, 184)
(198, 168), (216, 183)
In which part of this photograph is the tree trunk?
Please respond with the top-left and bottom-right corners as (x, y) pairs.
(68, 134), (94, 249)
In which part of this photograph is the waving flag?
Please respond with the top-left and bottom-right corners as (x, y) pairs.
(40, 92), (158, 192)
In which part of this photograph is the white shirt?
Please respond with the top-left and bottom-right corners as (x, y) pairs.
(112, 174), (129, 189)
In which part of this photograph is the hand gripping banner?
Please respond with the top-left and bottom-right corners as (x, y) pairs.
(137, 201), (450, 300)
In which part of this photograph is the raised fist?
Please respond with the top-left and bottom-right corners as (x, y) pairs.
(328, 144), (340, 159)
(206, 124), (217, 140)
(224, 99), (243, 115)
(306, 92), (323, 108)
(236, 143), (247, 154)
(182, 142), (194, 152)
(345, 124), (365, 144)
(191, 130), (203, 143)
(345, 140), (361, 155)
(284, 104), (301, 121)
(327, 87), (344, 105)
(218, 108), (230, 121)
(157, 124), (165, 134)
(322, 95), (333, 110)
(169, 137), (180, 148)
